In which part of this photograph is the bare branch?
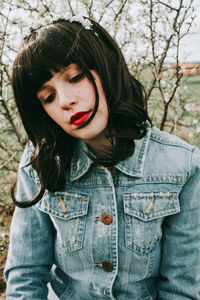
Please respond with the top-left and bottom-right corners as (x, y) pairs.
(158, 1), (179, 12)
(160, 73), (183, 131)
(67, 0), (75, 16)
(88, 0), (94, 18)
(0, 0), (12, 61)
(114, 0), (128, 21)
(147, 0), (186, 100)
(105, 0), (115, 8)
(0, 92), (23, 147)
(0, 151), (18, 170)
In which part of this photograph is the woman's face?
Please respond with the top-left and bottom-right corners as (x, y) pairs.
(37, 64), (109, 145)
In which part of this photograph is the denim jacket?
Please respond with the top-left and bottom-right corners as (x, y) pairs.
(4, 126), (200, 299)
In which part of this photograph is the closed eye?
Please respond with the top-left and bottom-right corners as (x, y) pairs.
(44, 92), (56, 103)
(69, 73), (84, 83)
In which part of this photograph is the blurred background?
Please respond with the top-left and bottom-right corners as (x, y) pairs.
(0, 0), (199, 297)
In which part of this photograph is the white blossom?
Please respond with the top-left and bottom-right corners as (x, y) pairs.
(160, 79), (166, 87)
(184, 104), (192, 112)
(196, 127), (200, 134)
(0, 232), (6, 238)
(23, 14), (96, 39)
(193, 119), (198, 125)
(69, 15), (93, 30)
(42, 16), (53, 25)
(189, 132), (193, 138)
(162, 71), (168, 77)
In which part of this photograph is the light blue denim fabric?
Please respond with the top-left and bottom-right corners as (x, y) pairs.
(4, 126), (200, 299)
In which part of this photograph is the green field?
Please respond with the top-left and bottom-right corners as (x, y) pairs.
(185, 75), (200, 98)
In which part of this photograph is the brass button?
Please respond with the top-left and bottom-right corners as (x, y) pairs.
(102, 261), (113, 272)
(101, 213), (112, 225)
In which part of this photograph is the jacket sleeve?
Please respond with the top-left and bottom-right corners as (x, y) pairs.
(158, 147), (200, 299)
(4, 142), (54, 299)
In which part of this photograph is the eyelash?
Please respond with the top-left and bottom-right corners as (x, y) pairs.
(44, 92), (55, 103)
(69, 72), (84, 83)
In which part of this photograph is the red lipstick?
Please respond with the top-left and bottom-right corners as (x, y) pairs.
(70, 111), (91, 126)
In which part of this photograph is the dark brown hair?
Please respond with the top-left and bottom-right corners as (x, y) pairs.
(12, 17), (151, 207)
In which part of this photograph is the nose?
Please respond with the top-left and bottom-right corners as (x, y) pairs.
(58, 85), (77, 110)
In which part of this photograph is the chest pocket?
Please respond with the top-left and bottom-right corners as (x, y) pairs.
(123, 192), (180, 255)
(36, 191), (89, 253)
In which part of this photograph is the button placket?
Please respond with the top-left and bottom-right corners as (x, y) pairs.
(90, 165), (118, 298)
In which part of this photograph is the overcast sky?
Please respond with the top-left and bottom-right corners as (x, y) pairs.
(179, 25), (200, 62)
(179, 2), (200, 63)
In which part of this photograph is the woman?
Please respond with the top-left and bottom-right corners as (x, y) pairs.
(4, 16), (200, 299)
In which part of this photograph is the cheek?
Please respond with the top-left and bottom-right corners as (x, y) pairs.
(80, 81), (96, 103)
(99, 92), (108, 114)
(43, 105), (61, 123)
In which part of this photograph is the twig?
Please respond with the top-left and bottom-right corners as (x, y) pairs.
(0, 151), (18, 169)
(158, 1), (179, 12)
(114, 0), (128, 21)
(105, 0), (115, 8)
(160, 73), (183, 131)
(67, 0), (75, 16)
(0, 0), (12, 61)
(88, 0), (94, 18)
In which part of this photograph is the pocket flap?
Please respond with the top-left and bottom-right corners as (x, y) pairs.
(36, 191), (89, 220)
(123, 192), (180, 221)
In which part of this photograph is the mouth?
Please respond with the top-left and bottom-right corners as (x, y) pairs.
(70, 110), (91, 126)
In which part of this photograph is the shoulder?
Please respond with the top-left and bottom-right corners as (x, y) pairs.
(150, 127), (195, 151)
(146, 127), (200, 176)
(18, 140), (39, 182)
(19, 140), (35, 167)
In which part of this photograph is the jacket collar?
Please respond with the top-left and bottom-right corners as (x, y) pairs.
(70, 139), (93, 182)
(70, 126), (151, 182)
(116, 126), (151, 177)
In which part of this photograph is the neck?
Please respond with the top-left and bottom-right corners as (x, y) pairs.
(83, 135), (113, 160)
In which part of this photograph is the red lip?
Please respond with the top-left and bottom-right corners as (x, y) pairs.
(70, 111), (91, 126)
